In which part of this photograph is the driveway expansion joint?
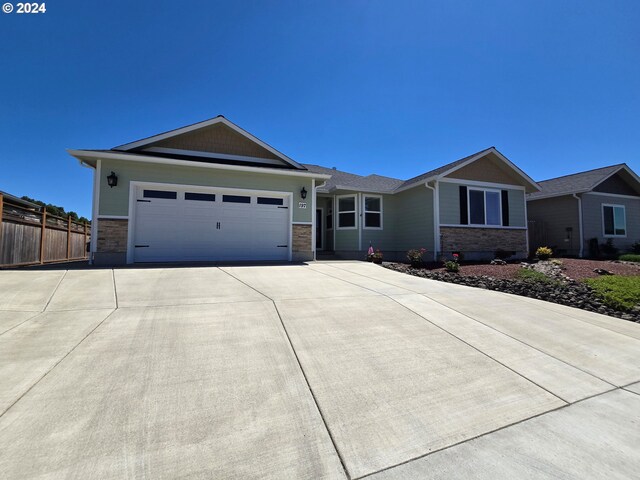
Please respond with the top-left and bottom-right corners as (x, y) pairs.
(42, 270), (68, 312)
(218, 267), (352, 479)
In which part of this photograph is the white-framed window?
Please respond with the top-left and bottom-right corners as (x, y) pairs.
(337, 195), (357, 229)
(468, 188), (502, 226)
(363, 195), (383, 229)
(602, 204), (626, 237)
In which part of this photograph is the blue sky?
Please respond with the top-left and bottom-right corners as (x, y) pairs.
(1, 0), (638, 218)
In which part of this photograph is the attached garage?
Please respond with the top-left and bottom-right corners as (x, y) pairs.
(69, 116), (330, 265)
(131, 183), (291, 262)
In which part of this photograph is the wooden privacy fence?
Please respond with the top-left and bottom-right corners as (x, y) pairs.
(0, 193), (90, 267)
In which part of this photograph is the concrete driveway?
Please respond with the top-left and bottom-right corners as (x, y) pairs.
(1, 262), (639, 479)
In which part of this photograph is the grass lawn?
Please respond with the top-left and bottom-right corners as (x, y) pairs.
(619, 254), (640, 263)
(584, 276), (640, 311)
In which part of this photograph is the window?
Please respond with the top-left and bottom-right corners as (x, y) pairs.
(185, 192), (216, 202)
(363, 195), (382, 229)
(468, 189), (501, 226)
(603, 204), (626, 236)
(143, 189), (177, 199)
(326, 208), (333, 230)
(337, 195), (356, 229)
(257, 197), (284, 206)
(223, 195), (251, 204)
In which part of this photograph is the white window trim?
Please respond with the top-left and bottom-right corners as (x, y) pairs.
(468, 187), (502, 227)
(602, 203), (627, 238)
(336, 194), (357, 230)
(362, 194), (383, 230)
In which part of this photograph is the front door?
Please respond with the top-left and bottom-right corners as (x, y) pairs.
(316, 208), (323, 250)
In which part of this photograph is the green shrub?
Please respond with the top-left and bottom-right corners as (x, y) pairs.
(584, 276), (640, 311)
(444, 260), (459, 273)
(619, 254), (640, 263)
(535, 246), (553, 260)
(406, 248), (427, 267)
(516, 268), (557, 284)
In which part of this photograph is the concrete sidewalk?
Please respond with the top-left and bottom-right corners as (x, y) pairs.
(1, 262), (639, 479)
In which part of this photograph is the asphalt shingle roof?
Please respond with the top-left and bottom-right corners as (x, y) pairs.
(528, 164), (625, 199)
(303, 165), (403, 193)
(397, 147), (495, 190)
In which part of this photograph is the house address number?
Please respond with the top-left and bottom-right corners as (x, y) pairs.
(298, 202), (307, 209)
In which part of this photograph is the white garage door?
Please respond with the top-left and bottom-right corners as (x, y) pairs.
(132, 185), (290, 262)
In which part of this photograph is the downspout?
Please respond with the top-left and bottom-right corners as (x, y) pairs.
(425, 180), (440, 261)
(572, 193), (584, 258)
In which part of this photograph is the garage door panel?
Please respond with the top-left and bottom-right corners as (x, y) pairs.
(133, 186), (290, 263)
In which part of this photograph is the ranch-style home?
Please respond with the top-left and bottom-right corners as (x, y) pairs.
(69, 116), (540, 265)
(527, 164), (640, 257)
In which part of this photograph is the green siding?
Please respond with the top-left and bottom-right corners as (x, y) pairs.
(98, 158), (313, 222)
(394, 187), (434, 252)
(439, 182), (459, 224)
(439, 182), (526, 227)
(508, 189), (526, 227)
(361, 194), (399, 252)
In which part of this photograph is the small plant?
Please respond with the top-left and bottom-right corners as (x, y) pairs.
(536, 246), (553, 260)
(516, 268), (557, 284)
(371, 249), (383, 264)
(631, 241), (640, 254)
(619, 254), (640, 263)
(443, 253), (460, 272)
(407, 248), (427, 268)
(550, 259), (564, 266)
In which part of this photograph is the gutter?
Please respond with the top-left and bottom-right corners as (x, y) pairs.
(572, 193), (584, 258)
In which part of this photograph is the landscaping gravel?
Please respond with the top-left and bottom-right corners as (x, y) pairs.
(384, 262), (640, 323)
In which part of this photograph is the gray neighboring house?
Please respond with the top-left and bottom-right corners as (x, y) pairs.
(527, 164), (640, 257)
(69, 116), (540, 265)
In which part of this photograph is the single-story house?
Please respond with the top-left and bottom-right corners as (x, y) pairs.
(69, 116), (540, 265)
(527, 164), (640, 257)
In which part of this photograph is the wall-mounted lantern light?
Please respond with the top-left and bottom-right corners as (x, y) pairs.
(107, 171), (118, 188)
(300, 187), (307, 199)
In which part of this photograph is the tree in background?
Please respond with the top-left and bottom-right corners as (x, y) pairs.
(20, 196), (90, 224)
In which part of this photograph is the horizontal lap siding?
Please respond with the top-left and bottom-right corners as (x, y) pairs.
(98, 159), (312, 223)
(582, 193), (640, 251)
(440, 182), (525, 227)
(394, 187), (434, 252)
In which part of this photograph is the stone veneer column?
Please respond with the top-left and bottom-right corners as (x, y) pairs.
(292, 224), (313, 261)
(95, 219), (128, 265)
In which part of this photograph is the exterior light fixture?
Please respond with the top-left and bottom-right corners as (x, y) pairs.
(300, 187), (307, 199)
(107, 171), (118, 188)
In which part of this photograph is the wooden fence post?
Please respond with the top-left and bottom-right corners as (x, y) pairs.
(67, 216), (72, 260)
(83, 221), (88, 259)
(40, 210), (47, 264)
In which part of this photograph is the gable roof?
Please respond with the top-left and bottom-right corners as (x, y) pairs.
(528, 163), (640, 199)
(397, 147), (540, 193)
(303, 164), (403, 193)
(112, 116), (306, 170)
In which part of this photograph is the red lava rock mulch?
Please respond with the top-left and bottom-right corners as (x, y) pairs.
(426, 258), (640, 281)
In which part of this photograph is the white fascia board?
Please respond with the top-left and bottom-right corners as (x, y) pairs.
(395, 148), (541, 194)
(111, 116), (305, 170)
(526, 190), (590, 201)
(331, 185), (393, 194)
(67, 149), (331, 180)
(439, 177), (526, 190)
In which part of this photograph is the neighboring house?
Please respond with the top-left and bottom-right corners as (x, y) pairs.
(69, 116), (539, 265)
(527, 164), (640, 257)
